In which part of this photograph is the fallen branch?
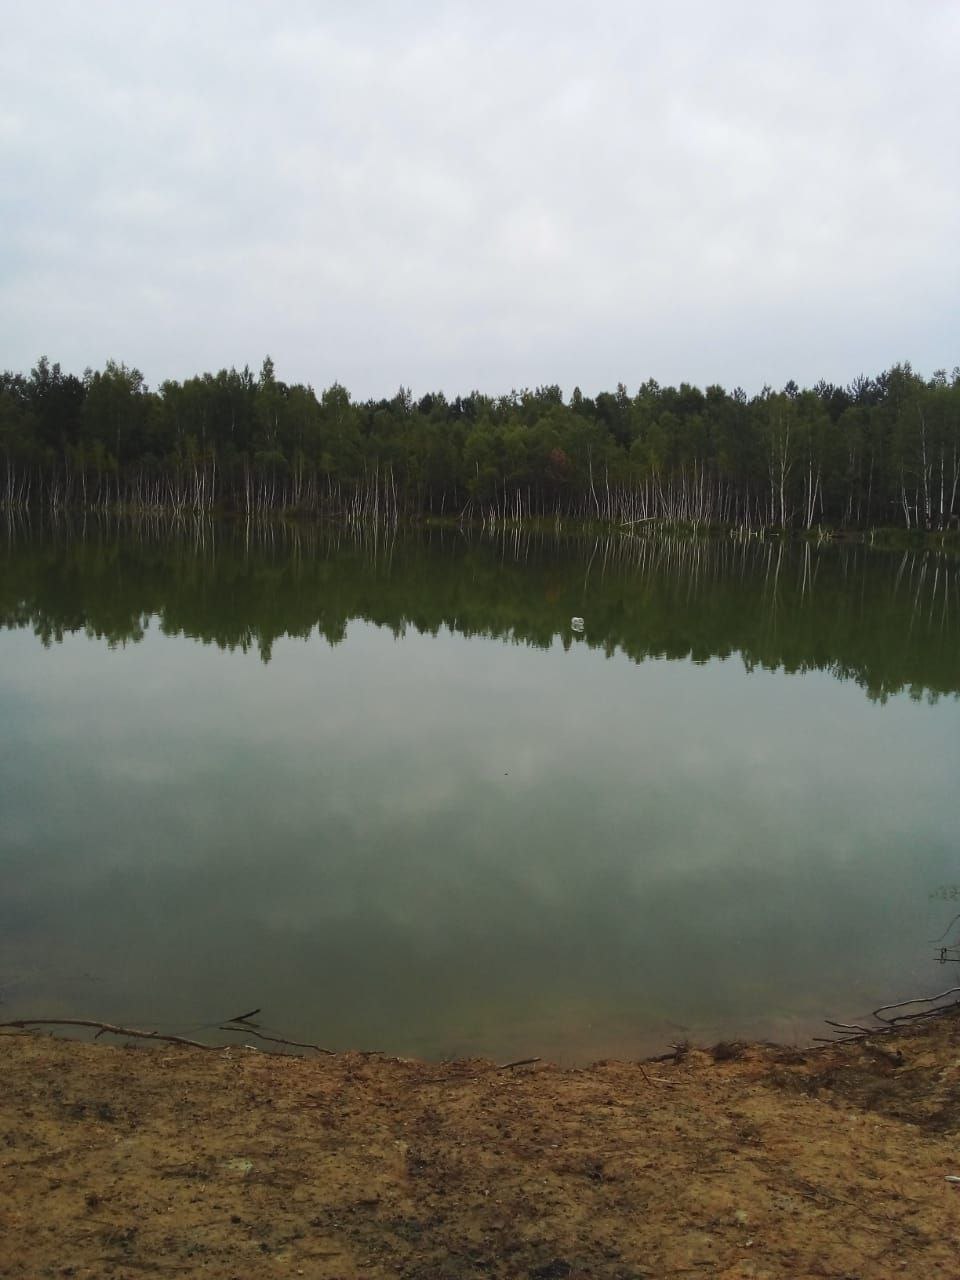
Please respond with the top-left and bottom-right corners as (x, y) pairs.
(824, 1019), (877, 1034)
(872, 987), (960, 1022)
(880, 1002), (960, 1026)
(218, 1025), (335, 1055)
(0, 1018), (220, 1050)
(638, 1064), (681, 1088)
(98, 1258), (191, 1273)
(819, 989), (960, 1046)
(224, 1007), (262, 1025)
(929, 912), (960, 943)
(411, 1056), (542, 1087)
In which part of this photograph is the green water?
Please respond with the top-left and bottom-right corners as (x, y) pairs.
(1, 520), (958, 1062)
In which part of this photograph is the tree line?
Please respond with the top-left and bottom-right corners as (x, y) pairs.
(1, 356), (959, 529)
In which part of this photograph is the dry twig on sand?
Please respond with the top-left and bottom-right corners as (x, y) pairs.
(218, 1025), (335, 1054)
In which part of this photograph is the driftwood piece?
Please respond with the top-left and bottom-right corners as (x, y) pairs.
(638, 1064), (681, 1088)
(819, 989), (960, 1046)
(218, 1025), (335, 1055)
(0, 1018), (220, 1050)
(225, 1007), (262, 1025)
(411, 1056), (542, 1088)
(1, 1015), (342, 1057)
(871, 987), (960, 1022)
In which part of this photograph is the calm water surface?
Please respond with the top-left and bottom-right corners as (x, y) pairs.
(1, 521), (958, 1062)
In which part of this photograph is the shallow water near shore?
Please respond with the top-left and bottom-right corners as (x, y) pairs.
(1, 519), (959, 1062)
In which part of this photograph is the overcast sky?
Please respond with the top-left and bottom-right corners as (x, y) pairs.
(1, 1), (957, 398)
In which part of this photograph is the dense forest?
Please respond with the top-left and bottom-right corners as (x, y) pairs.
(2, 519), (957, 702)
(1, 357), (959, 529)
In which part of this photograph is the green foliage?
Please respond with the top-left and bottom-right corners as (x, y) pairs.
(2, 358), (959, 528)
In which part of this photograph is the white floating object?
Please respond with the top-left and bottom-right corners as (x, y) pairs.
(571, 616), (584, 633)
(946, 1176), (960, 1184)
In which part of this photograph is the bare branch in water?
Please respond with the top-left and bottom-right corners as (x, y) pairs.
(929, 912), (960, 943)
(0, 1018), (221, 1050)
(224, 1007), (262, 1025)
(871, 988), (960, 1022)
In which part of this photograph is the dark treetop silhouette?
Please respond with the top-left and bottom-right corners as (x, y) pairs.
(2, 358), (959, 530)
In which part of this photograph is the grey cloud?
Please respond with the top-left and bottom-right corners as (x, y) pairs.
(1, 0), (957, 395)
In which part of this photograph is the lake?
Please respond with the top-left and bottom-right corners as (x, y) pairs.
(1, 518), (958, 1062)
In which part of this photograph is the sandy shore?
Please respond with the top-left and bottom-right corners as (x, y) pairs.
(2, 1013), (960, 1278)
